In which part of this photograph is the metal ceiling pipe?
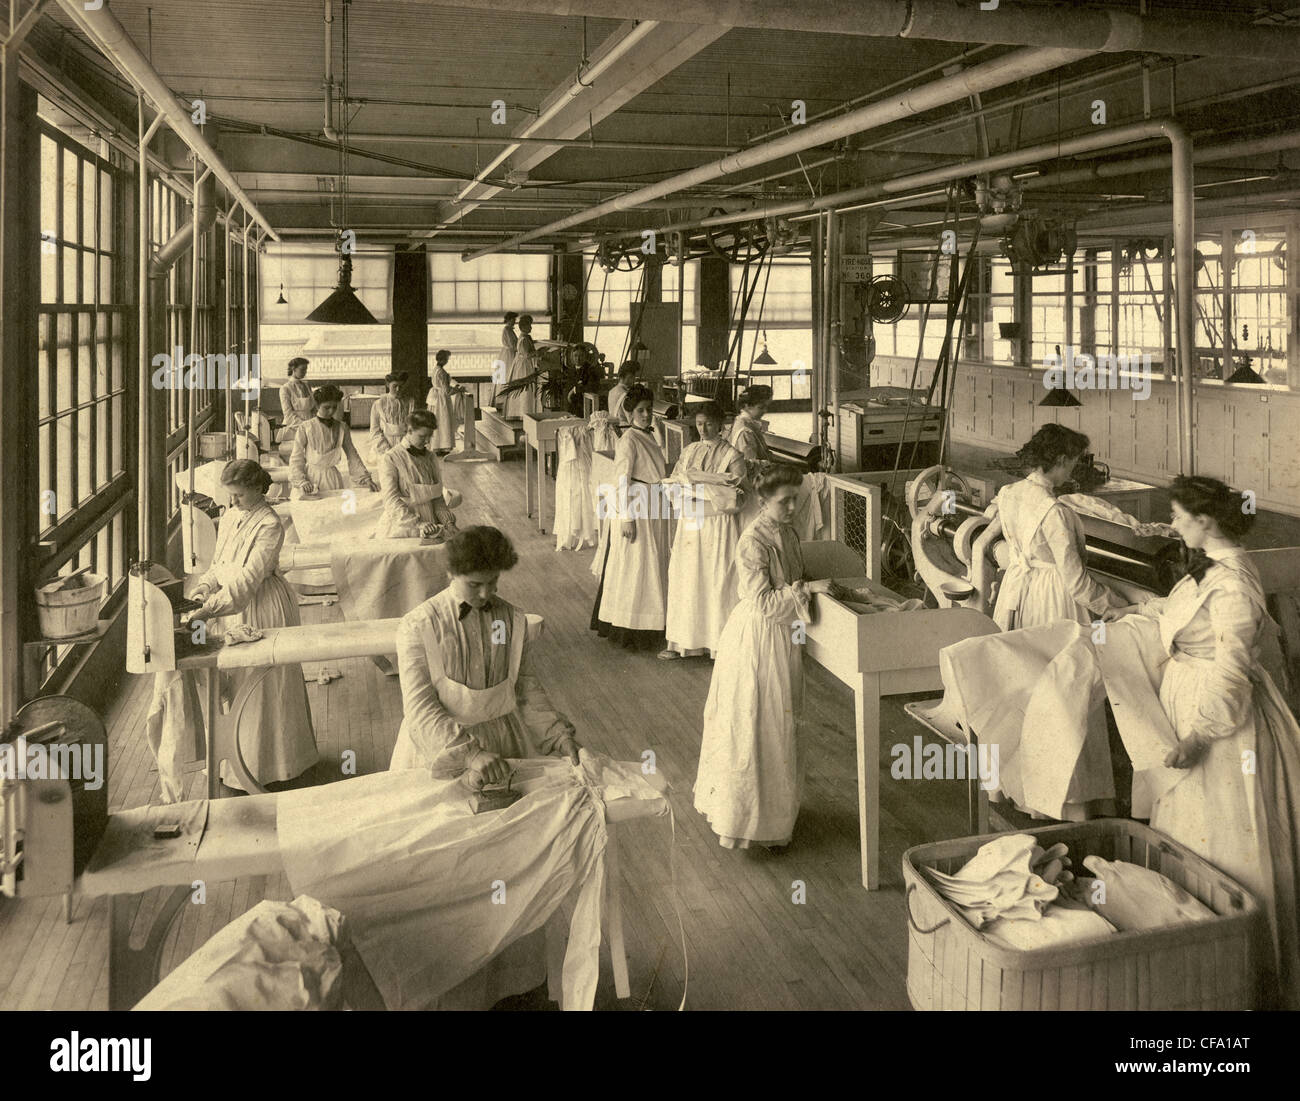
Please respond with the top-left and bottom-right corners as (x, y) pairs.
(452, 20), (661, 205)
(412, 0), (1300, 62)
(1027, 130), (1300, 191)
(345, 131), (740, 152)
(53, 0), (279, 240)
(463, 45), (1091, 259)
(323, 0), (339, 142)
(149, 170), (216, 277)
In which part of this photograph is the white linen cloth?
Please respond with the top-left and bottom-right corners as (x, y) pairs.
(554, 424), (598, 551)
(276, 752), (660, 1010)
(142, 669), (206, 804)
(664, 437), (746, 657)
(133, 896), (345, 1011)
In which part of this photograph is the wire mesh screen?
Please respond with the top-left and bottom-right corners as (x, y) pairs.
(834, 484), (870, 566)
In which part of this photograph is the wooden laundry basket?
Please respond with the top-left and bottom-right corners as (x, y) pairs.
(902, 819), (1261, 1011)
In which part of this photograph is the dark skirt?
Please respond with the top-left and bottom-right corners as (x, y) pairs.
(589, 537), (664, 651)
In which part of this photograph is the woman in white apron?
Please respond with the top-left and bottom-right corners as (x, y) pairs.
(590, 386), (671, 651)
(390, 525), (580, 1010)
(500, 314), (539, 420)
(288, 384), (378, 500)
(275, 357), (314, 444)
(660, 402), (747, 660)
(429, 348), (462, 453)
(729, 384), (776, 529)
(492, 311), (519, 409)
(369, 372), (412, 461)
(1133, 475), (1300, 1008)
(694, 463), (840, 850)
(376, 409), (459, 540)
(191, 460), (319, 791)
(606, 361), (640, 426)
(987, 424), (1126, 630)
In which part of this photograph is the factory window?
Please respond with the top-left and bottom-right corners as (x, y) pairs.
(1192, 235), (1226, 379)
(1115, 242), (1167, 367)
(35, 120), (131, 682)
(986, 257), (1017, 364)
(1228, 228), (1287, 384)
(430, 251), (548, 319)
(586, 257), (692, 370)
(264, 242), (392, 322)
(1029, 267), (1067, 366)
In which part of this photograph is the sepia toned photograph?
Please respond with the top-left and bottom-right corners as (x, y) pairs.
(0, 0), (1297, 1070)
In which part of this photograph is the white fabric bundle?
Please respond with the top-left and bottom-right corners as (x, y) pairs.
(927, 834), (1059, 927)
(1081, 855), (1216, 932)
(555, 424), (598, 551)
(134, 896), (345, 1011)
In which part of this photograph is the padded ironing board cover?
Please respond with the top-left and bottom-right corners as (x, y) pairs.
(330, 542), (447, 621)
(276, 751), (661, 1010)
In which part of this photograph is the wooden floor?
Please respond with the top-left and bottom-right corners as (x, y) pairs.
(0, 441), (978, 1011)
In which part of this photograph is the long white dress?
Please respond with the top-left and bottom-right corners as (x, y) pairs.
(988, 470), (1125, 630)
(664, 437), (747, 657)
(429, 362), (459, 451)
(694, 513), (809, 848)
(195, 501), (318, 790)
(368, 393), (412, 461)
(492, 324), (518, 406)
(288, 416), (372, 499)
(1141, 546), (1300, 1005)
(592, 426), (671, 645)
(500, 332), (539, 420)
(376, 445), (448, 539)
(276, 377), (314, 442)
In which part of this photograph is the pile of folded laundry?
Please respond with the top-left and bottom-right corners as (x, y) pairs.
(925, 833), (1216, 951)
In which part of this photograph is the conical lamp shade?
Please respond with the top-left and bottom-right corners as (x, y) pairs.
(276, 284), (288, 305)
(754, 346), (777, 365)
(1226, 362), (1265, 384)
(1039, 386), (1082, 407)
(306, 257), (378, 324)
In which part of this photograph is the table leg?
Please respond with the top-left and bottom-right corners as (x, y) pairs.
(604, 824), (631, 999)
(855, 671), (882, 890)
(205, 668), (220, 800)
(537, 440), (548, 533)
(525, 441), (535, 517)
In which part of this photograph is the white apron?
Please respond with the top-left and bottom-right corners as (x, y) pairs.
(276, 379), (314, 442)
(291, 433), (345, 500)
(389, 608), (532, 771)
(377, 409), (406, 452)
(992, 486), (1065, 630)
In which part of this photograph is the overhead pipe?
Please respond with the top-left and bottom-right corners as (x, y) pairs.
(449, 20), (661, 207)
(323, 0), (339, 142)
(149, 169), (216, 278)
(463, 45), (1092, 259)
(137, 100), (165, 560)
(343, 131), (742, 152)
(413, 0), (1300, 62)
(54, 0), (279, 241)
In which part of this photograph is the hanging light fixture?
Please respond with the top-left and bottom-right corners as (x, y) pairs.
(307, 0), (379, 325)
(1040, 342), (1081, 406)
(276, 284), (288, 306)
(754, 329), (777, 365)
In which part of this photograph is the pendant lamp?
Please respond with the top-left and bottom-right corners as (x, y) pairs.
(754, 330), (777, 365)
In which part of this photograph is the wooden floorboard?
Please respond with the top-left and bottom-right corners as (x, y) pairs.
(1, 437), (992, 1011)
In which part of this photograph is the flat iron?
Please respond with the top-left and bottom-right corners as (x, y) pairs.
(467, 770), (521, 815)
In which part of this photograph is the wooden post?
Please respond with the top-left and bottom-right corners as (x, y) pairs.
(392, 249), (429, 404)
(0, 64), (38, 720)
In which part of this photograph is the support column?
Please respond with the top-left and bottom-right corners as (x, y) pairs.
(0, 66), (38, 721)
(392, 248), (429, 404)
(554, 249), (585, 345)
(697, 255), (729, 374)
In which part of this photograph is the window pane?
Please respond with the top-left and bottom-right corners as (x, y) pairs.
(62, 149), (79, 245)
(111, 394), (123, 476)
(38, 422), (51, 530)
(78, 407), (93, 505)
(100, 171), (113, 251)
(56, 413), (74, 515)
(97, 402), (109, 492)
(62, 249), (78, 304)
(41, 135), (58, 239)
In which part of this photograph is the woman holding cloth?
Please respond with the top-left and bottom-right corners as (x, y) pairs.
(376, 409), (459, 541)
(289, 384), (377, 499)
(694, 463), (842, 850)
(590, 385), (671, 650)
(986, 424), (1127, 630)
(369, 372), (413, 461)
(660, 401), (747, 660)
(191, 459), (319, 791)
(1134, 475), (1300, 1008)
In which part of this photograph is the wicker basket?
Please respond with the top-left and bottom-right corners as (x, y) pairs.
(903, 819), (1261, 1011)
